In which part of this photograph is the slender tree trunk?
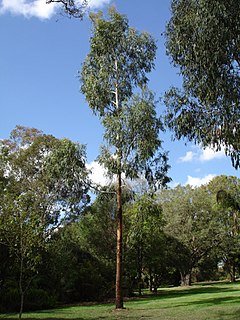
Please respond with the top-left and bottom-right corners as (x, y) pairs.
(115, 171), (123, 309)
(230, 262), (236, 282)
(19, 288), (24, 320)
(232, 265), (236, 282)
(137, 244), (143, 296)
(153, 270), (158, 294)
(114, 57), (124, 309)
(149, 268), (153, 292)
(19, 218), (24, 320)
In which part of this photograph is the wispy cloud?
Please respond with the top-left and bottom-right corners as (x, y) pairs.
(178, 145), (226, 163)
(86, 0), (112, 8)
(179, 151), (194, 163)
(185, 174), (216, 187)
(0, 0), (112, 19)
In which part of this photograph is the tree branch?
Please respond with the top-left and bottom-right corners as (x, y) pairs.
(46, 0), (88, 19)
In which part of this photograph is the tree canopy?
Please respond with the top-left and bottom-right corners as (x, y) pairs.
(164, 0), (240, 168)
(0, 126), (90, 318)
(158, 184), (222, 285)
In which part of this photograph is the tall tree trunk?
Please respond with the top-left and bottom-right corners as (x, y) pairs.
(19, 217), (24, 320)
(114, 57), (124, 309)
(115, 171), (123, 309)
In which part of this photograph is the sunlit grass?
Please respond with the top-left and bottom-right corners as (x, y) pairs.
(1, 281), (240, 320)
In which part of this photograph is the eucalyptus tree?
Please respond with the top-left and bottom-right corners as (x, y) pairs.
(206, 175), (240, 281)
(0, 126), (89, 318)
(159, 185), (221, 286)
(164, 0), (240, 168)
(125, 194), (164, 295)
(80, 8), (170, 308)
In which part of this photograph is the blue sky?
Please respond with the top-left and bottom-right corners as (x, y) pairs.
(0, 0), (239, 187)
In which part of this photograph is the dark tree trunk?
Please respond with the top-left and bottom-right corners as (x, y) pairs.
(115, 171), (123, 309)
(180, 271), (192, 286)
(19, 256), (24, 320)
(230, 263), (236, 282)
(19, 291), (24, 320)
(153, 272), (158, 294)
(149, 268), (153, 292)
(137, 245), (143, 297)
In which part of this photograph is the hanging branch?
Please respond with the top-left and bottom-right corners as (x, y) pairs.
(46, 0), (88, 18)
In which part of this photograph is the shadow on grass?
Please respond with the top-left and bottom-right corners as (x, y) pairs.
(166, 295), (240, 309)
(2, 282), (240, 320)
(131, 281), (240, 302)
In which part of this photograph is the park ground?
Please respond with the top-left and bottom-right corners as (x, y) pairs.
(1, 281), (240, 320)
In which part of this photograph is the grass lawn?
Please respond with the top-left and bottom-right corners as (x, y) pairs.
(1, 281), (240, 320)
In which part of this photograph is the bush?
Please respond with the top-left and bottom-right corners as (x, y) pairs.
(24, 288), (57, 311)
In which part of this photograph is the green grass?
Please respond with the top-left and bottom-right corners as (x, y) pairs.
(1, 281), (240, 320)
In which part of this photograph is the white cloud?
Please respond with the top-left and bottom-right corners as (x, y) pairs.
(179, 151), (194, 163)
(86, 161), (111, 187)
(83, 0), (111, 8)
(199, 147), (225, 161)
(0, 0), (57, 19)
(185, 174), (216, 188)
(0, 0), (112, 19)
(178, 145), (226, 163)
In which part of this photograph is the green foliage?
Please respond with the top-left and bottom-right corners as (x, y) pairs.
(124, 195), (169, 293)
(44, 222), (115, 302)
(164, 0), (240, 168)
(44, 138), (90, 207)
(98, 89), (170, 188)
(77, 191), (117, 266)
(206, 175), (240, 281)
(81, 8), (170, 187)
(158, 185), (221, 285)
(125, 195), (164, 263)
(0, 126), (90, 315)
(81, 9), (157, 116)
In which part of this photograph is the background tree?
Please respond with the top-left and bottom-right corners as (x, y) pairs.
(42, 222), (114, 304)
(206, 175), (240, 281)
(80, 8), (170, 308)
(158, 185), (221, 286)
(0, 126), (90, 318)
(124, 194), (164, 295)
(164, 0), (240, 168)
